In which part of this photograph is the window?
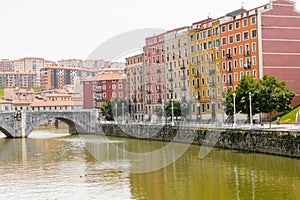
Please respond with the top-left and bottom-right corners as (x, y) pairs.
(243, 19), (248, 27)
(112, 84), (116, 89)
(243, 32), (249, 40)
(251, 16), (256, 24)
(229, 35), (234, 44)
(234, 72), (238, 82)
(234, 60), (237, 68)
(239, 45), (243, 54)
(251, 29), (257, 38)
(235, 21), (240, 29)
(253, 70), (257, 78)
(112, 92), (116, 98)
(190, 35), (194, 42)
(233, 47), (237, 55)
(236, 33), (241, 42)
(119, 92), (123, 98)
(221, 26), (226, 33)
(240, 58), (244, 67)
(252, 42), (256, 52)
(222, 37), (226, 45)
(252, 56), (256, 65)
(118, 84), (123, 89)
(228, 24), (233, 31)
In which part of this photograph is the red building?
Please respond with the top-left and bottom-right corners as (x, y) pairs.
(83, 73), (127, 109)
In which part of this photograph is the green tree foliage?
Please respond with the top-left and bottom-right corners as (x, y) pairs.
(224, 88), (235, 116)
(235, 75), (260, 118)
(100, 101), (114, 121)
(257, 75), (295, 115)
(165, 101), (181, 120)
(224, 75), (295, 121)
(100, 99), (129, 121)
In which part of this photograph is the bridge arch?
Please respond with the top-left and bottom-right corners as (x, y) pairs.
(25, 111), (97, 137)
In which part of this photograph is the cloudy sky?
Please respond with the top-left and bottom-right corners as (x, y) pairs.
(0, 0), (299, 61)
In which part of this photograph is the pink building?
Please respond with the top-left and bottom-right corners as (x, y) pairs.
(260, 0), (300, 105)
(143, 33), (166, 120)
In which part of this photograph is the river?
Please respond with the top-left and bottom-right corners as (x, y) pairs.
(0, 129), (299, 200)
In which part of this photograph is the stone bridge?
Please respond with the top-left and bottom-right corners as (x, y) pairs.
(0, 110), (98, 138)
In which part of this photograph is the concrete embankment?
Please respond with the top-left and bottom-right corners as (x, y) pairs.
(96, 124), (300, 158)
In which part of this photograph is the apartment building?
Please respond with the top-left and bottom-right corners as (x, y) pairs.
(0, 72), (36, 88)
(83, 73), (127, 109)
(13, 57), (45, 86)
(126, 53), (144, 121)
(143, 33), (166, 121)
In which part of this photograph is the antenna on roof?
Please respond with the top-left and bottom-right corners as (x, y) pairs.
(241, 0), (245, 8)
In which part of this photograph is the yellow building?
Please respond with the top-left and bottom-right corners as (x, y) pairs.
(189, 18), (223, 121)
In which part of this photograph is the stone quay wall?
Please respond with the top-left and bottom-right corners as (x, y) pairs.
(97, 124), (300, 158)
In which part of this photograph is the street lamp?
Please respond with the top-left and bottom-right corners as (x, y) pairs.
(249, 92), (253, 129)
(162, 100), (165, 123)
(122, 102), (124, 124)
(115, 103), (118, 123)
(233, 93), (236, 128)
(171, 99), (174, 126)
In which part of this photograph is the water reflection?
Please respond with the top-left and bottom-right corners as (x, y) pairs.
(0, 131), (299, 200)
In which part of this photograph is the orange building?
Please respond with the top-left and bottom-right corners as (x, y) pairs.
(220, 8), (260, 91)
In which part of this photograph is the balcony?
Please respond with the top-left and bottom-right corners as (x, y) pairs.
(147, 99), (152, 104)
(169, 89), (174, 93)
(244, 63), (251, 70)
(169, 78), (174, 82)
(147, 90), (151, 94)
(181, 76), (186, 80)
(227, 81), (233, 85)
(168, 67), (173, 72)
(226, 54), (232, 60)
(139, 98), (143, 102)
(180, 65), (185, 70)
(194, 73), (200, 78)
(157, 98), (162, 104)
(226, 67), (232, 72)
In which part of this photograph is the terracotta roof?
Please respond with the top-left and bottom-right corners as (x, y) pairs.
(31, 99), (74, 107)
(0, 99), (13, 104)
(0, 72), (36, 75)
(84, 73), (126, 82)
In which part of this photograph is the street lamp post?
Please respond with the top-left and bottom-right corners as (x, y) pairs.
(122, 102), (124, 124)
(162, 100), (165, 123)
(233, 93), (236, 128)
(115, 103), (118, 124)
(171, 99), (174, 126)
(249, 92), (253, 129)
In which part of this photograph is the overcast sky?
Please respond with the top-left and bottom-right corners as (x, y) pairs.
(0, 0), (299, 61)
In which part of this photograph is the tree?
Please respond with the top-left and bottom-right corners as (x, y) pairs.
(223, 87), (235, 117)
(235, 75), (260, 121)
(100, 101), (114, 121)
(165, 101), (181, 120)
(257, 75), (295, 122)
(224, 75), (295, 124)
